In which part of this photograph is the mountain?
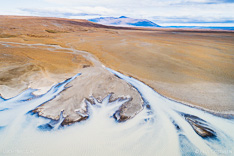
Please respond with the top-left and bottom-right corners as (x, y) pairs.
(88, 16), (160, 27)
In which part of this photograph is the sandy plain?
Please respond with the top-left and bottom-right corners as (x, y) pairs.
(0, 15), (234, 115)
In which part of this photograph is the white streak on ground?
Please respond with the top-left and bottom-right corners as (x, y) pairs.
(0, 68), (233, 156)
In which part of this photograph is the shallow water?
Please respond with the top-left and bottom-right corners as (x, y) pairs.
(0, 67), (233, 156)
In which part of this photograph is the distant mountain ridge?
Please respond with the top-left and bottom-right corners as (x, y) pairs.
(89, 16), (160, 27)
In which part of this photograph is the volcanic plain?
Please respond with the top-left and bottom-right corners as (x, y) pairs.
(0, 15), (234, 116)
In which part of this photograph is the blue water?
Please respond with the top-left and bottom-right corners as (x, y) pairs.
(165, 26), (234, 31)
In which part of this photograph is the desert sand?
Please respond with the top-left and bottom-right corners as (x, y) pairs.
(0, 15), (234, 116)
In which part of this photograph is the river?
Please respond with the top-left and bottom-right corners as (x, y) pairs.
(0, 66), (233, 156)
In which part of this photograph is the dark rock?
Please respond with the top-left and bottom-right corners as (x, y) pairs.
(113, 110), (130, 122)
(184, 114), (216, 138)
(61, 116), (88, 126)
(82, 65), (90, 68)
(146, 104), (151, 109)
(38, 124), (53, 131)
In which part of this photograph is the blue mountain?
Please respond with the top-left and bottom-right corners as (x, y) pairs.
(89, 16), (160, 27)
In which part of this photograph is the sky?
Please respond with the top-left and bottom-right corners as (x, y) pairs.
(1, 0), (234, 26)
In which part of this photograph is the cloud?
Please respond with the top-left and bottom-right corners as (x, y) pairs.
(214, 0), (234, 3)
(20, 6), (115, 18)
(152, 16), (234, 23)
(43, 0), (230, 7)
(167, 0), (234, 5)
(1, 0), (233, 26)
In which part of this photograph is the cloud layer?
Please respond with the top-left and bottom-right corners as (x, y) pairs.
(1, 0), (233, 26)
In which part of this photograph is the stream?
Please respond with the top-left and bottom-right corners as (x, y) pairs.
(0, 67), (233, 156)
(0, 41), (233, 156)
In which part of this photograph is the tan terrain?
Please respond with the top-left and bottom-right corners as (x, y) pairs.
(0, 15), (234, 116)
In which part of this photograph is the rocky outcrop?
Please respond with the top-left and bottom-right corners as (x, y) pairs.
(184, 114), (216, 138)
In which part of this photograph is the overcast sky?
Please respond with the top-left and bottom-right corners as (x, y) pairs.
(1, 0), (234, 26)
